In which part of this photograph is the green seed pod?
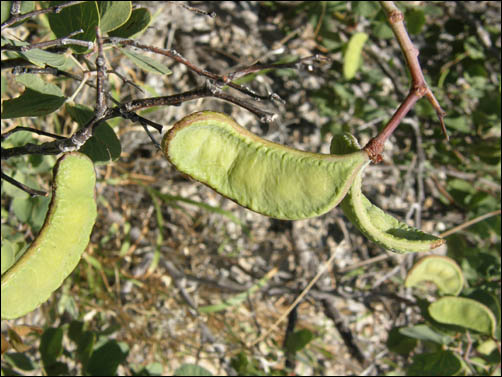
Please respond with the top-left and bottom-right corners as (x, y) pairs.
(162, 111), (369, 220)
(331, 133), (445, 253)
(405, 255), (463, 295)
(1, 153), (97, 319)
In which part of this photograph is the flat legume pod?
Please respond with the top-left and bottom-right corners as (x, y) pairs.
(1, 153), (97, 319)
(163, 112), (369, 220)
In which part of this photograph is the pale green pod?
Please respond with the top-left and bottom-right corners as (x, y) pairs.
(429, 296), (496, 336)
(405, 255), (463, 295)
(344, 32), (368, 80)
(1, 152), (97, 319)
(162, 112), (369, 220)
(331, 133), (445, 253)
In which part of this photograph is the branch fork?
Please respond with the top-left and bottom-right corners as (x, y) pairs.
(364, 1), (447, 163)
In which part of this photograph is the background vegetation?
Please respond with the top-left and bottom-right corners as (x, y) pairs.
(1, 1), (500, 375)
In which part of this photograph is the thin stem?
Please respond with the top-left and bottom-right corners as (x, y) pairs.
(95, 26), (107, 119)
(107, 38), (327, 103)
(228, 54), (330, 81)
(0, 171), (48, 197)
(114, 84), (275, 121)
(439, 210), (502, 238)
(1, 82), (276, 160)
(167, 1), (216, 18)
(1, 29), (92, 51)
(366, 1), (448, 163)
(2, 27), (326, 162)
(1, 1), (86, 30)
(1, 126), (66, 141)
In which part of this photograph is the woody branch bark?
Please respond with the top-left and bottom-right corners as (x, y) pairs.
(364, 1), (447, 163)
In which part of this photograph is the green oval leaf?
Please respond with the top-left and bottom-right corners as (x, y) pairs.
(1, 1), (35, 24)
(429, 296), (497, 336)
(65, 104), (122, 164)
(16, 73), (63, 95)
(40, 327), (64, 368)
(398, 324), (454, 345)
(47, 1), (99, 54)
(285, 329), (315, 353)
(1, 89), (66, 118)
(119, 48), (172, 75)
(108, 7), (151, 39)
(2, 38), (68, 68)
(408, 350), (465, 376)
(1, 240), (16, 275)
(405, 8), (426, 35)
(87, 340), (129, 376)
(343, 32), (368, 80)
(1, 74), (66, 118)
(98, 1), (131, 33)
(386, 327), (418, 355)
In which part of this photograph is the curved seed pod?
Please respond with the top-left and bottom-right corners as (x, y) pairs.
(405, 255), (463, 295)
(331, 133), (445, 253)
(162, 111), (369, 220)
(429, 296), (496, 336)
(1, 153), (97, 319)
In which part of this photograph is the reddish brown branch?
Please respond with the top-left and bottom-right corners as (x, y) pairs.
(364, 87), (422, 162)
(365, 1), (448, 162)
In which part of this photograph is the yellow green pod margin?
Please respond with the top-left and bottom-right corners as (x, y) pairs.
(405, 255), (463, 295)
(162, 111), (369, 220)
(331, 133), (445, 253)
(1, 152), (97, 319)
